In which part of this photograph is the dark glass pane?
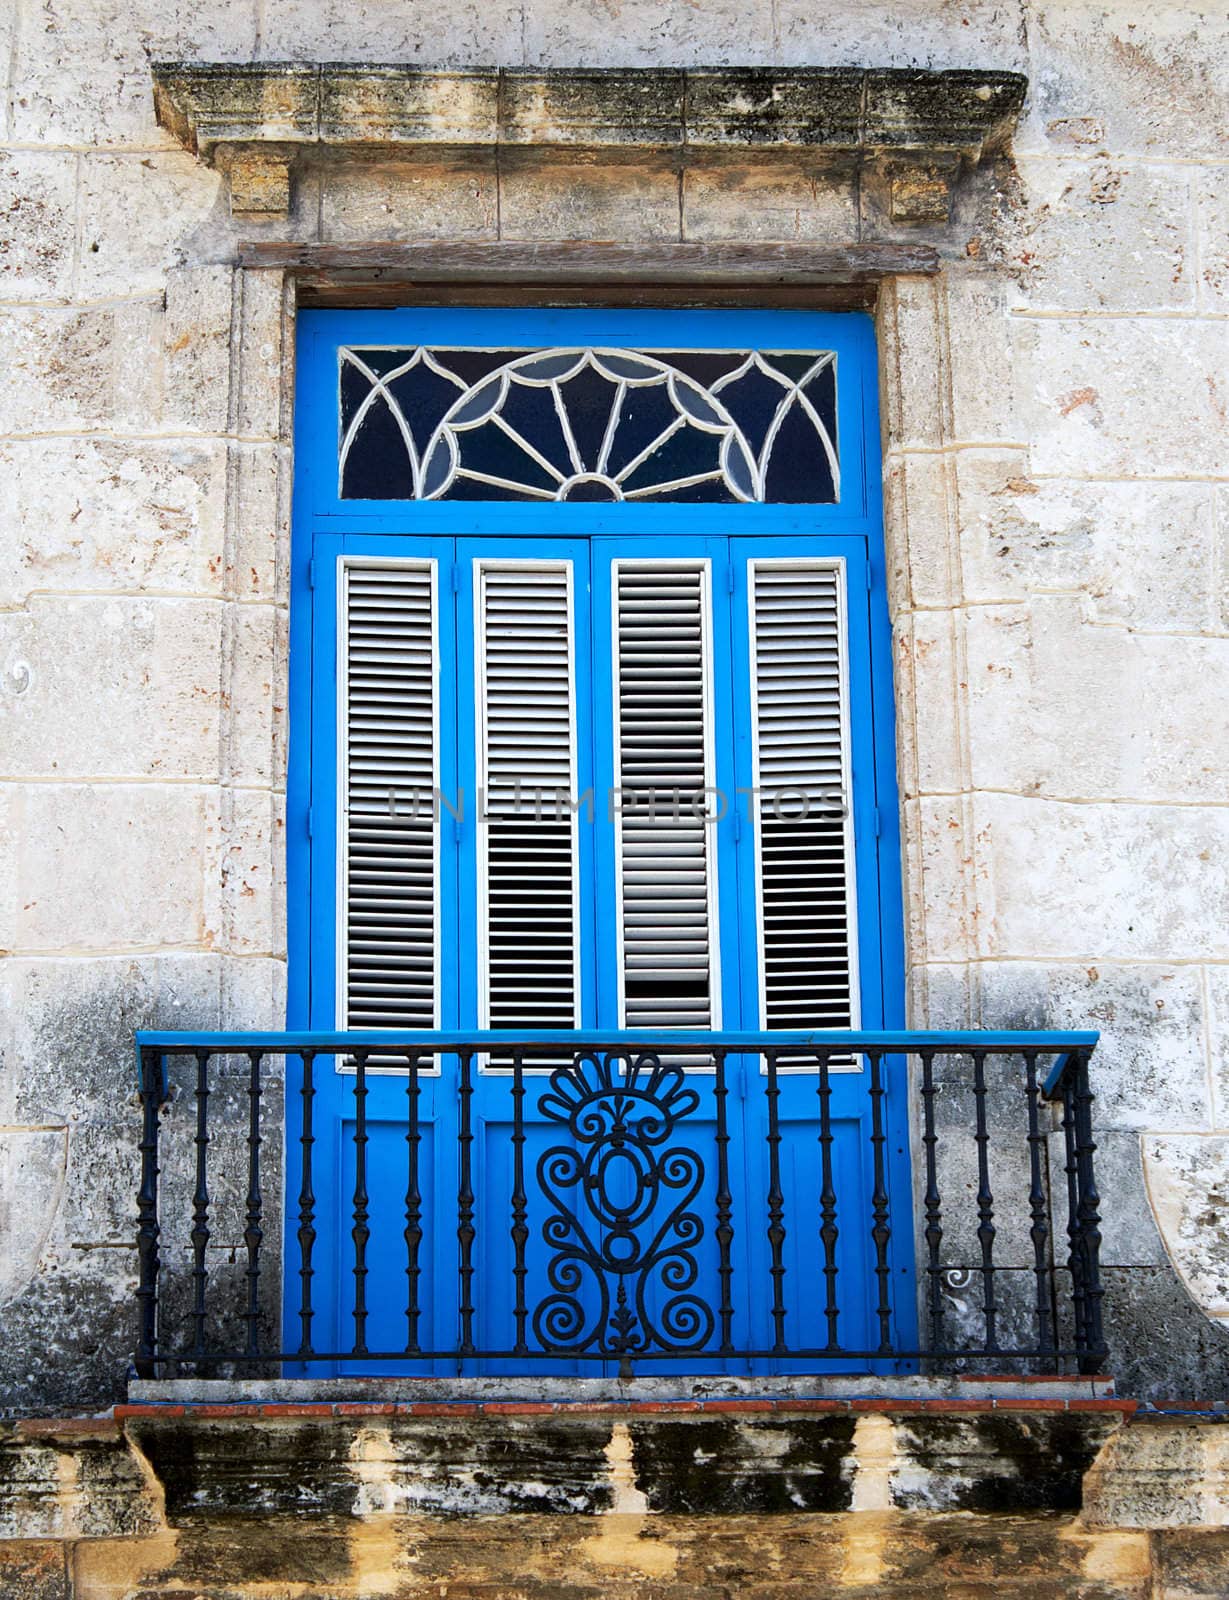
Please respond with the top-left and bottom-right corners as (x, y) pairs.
(340, 360), (374, 434)
(658, 351), (747, 386)
(445, 475), (542, 501)
(710, 362), (788, 462)
(758, 351), (820, 384)
(562, 476), (620, 502)
(556, 367), (621, 473)
(648, 479), (739, 503)
(454, 419), (560, 493)
(386, 362), (466, 458)
(804, 358), (838, 444)
(603, 381), (679, 480)
(498, 379), (575, 475)
(762, 397), (836, 503)
(620, 422), (722, 497)
(428, 348), (523, 385)
(341, 393), (416, 499)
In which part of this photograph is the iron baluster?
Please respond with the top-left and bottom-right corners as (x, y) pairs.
(765, 1049), (788, 1353)
(919, 1048), (944, 1356)
(189, 1049), (211, 1359)
(816, 1050), (840, 1351)
(352, 1050), (370, 1356)
(1060, 1071), (1087, 1362)
(296, 1049), (317, 1358)
(243, 1050), (264, 1359)
(135, 1047), (163, 1377)
(971, 1048), (999, 1354)
(404, 1053), (423, 1354)
(511, 1049), (529, 1356)
(1071, 1050), (1106, 1372)
(713, 1048), (735, 1355)
(458, 1049), (476, 1357)
(1023, 1049), (1055, 1358)
(867, 1049), (893, 1354)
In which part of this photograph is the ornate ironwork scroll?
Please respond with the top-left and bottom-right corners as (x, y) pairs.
(533, 1049), (712, 1360)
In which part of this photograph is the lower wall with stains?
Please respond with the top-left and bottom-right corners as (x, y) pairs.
(2, 1405), (1228, 1598)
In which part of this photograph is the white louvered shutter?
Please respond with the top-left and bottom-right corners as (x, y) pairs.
(613, 562), (717, 1031)
(749, 560), (858, 1044)
(476, 562), (580, 1031)
(342, 561), (438, 1029)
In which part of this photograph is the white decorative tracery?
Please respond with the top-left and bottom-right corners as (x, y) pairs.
(338, 346), (839, 503)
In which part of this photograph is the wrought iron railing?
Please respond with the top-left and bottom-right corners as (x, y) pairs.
(132, 1029), (1105, 1378)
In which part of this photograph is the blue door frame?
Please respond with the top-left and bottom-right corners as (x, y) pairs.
(286, 308), (912, 1373)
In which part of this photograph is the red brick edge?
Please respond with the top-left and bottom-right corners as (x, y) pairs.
(105, 1396), (1138, 1423)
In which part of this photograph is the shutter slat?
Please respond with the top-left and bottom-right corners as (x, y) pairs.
(751, 561), (857, 1058)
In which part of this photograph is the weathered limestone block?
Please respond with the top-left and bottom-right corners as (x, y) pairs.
(877, 274), (947, 452)
(0, 438), (230, 609)
(1155, 1526), (1229, 1597)
(216, 146), (291, 215)
(882, 450), (956, 611)
(523, 1), (774, 70)
(775, 0), (1028, 73)
(888, 1412), (1120, 1511)
(226, 443), (285, 606)
(1019, 2), (1229, 161)
(0, 597), (224, 781)
(1012, 315), (1229, 481)
(1143, 1137), (1229, 1324)
(894, 607), (963, 798)
(0, 1422), (159, 1540)
(0, 1542), (68, 1600)
(225, 603), (285, 789)
(953, 454), (1217, 633)
(0, 1129), (68, 1307)
(0, 952), (231, 1126)
(9, 0), (257, 148)
(499, 157), (680, 243)
(78, 152), (222, 298)
(682, 160), (858, 242)
(0, 303), (163, 437)
(204, 786), (283, 957)
(1196, 170), (1229, 315)
(1085, 1419), (1229, 1527)
(1205, 967), (1229, 1132)
(162, 264), (235, 436)
(14, 784), (216, 951)
(961, 598), (1229, 803)
(940, 272), (1019, 445)
(260, 0), (523, 68)
(0, 152), (77, 302)
(1011, 157), (1194, 312)
(967, 793), (1229, 964)
(903, 795), (979, 966)
(320, 158), (498, 243)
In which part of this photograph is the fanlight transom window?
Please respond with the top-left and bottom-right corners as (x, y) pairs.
(339, 346), (839, 504)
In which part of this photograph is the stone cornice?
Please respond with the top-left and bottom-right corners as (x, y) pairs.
(151, 64), (1026, 217)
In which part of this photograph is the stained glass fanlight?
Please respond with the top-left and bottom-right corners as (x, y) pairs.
(338, 346), (839, 504)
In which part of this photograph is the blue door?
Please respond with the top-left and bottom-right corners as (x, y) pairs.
(287, 310), (911, 1374)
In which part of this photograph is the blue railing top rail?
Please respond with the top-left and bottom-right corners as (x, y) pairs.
(135, 1027), (1098, 1097)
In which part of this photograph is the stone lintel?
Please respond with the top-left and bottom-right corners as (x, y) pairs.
(152, 64), (1026, 218)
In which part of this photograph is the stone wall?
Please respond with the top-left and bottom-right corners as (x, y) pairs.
(0, 0), (1227, 1410)
(2, 1403), (1229, 1598)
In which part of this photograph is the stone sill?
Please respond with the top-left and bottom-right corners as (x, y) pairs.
(125, 1373), (1117, 1406)
(151, 63), (1026, 217)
